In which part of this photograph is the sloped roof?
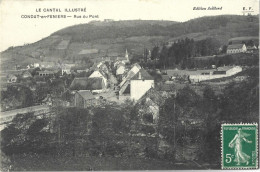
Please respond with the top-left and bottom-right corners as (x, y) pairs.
(109, 74), (118, 84)
(227, 44), (245, 50)
(22, 71), (32, 77)
(117, 63), (125, 69)
(119, 64), (142, 87)
(137, 88), (164, 105)
(119, 70), (136, 87)
(132, 63), (142, 69)
(119, 80), (130, 94)
(70, 77), (104, 90)
(76, 90), (95, 100)
(91, 70), (108, 79)
(131, 69), (154, 80)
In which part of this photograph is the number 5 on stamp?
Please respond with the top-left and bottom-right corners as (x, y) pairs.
(221, 123), (258, 169)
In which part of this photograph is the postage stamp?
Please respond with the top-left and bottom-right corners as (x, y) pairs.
(221, 123), (258, 169)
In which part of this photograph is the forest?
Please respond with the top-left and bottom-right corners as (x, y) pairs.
(149, 37), (221, 69)
(134, 37), (259, 69)
(53, 15), (259, 43)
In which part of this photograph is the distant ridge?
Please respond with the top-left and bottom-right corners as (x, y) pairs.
(1, 15), (259, 70)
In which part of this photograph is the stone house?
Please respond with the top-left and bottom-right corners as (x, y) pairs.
(226, 44), (247, 54)
(137, 88), (164, 124)
(130, 69), (154, 101)
(89, 70), (108, 88)
(74, 90), (97, 108)
(70, 77), (105, 93)
(116, 64), (126, 76)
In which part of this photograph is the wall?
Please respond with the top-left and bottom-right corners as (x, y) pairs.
(130, 80), (154, 101)
(190, 66), (242, 82)
(131, 66), (140, 74)
(89, 71), (107, 87)
(116, 66), (125, 75)
(226, 66), (242, 75)
(227, 45), (247, 54)
(189, 74), (226, 82)
(75, 93), (84, 108)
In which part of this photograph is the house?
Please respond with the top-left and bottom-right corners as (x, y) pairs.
(246, 45), (258, 53)
(74, 90), (96, 108)
(61, 66), (71, 75)
(99, 63), (109, 74)
(119, 80), (131, 95)
(37, 70), (55, 76)
(114, 60), (125, 68)
(226, 44), (247, 54)
(189, 66), (242, 82)
(108, 74), (118, 90)
(70, 77), (105, 93)
(119, 63), (141, 87)
(7, 74), (17, 83)
(116, 64), (126, 76)
(130, 63), (142, 74)
(21, 71), (32, 78)
(33, 63), (40, 68)
(89, 70), (108, 88)
(130, 69), (154, 101)
(71, 66), (89, 73)
(137, 88), (164, 124)
(215, 66), (242, 76)
(39, 62), (56, 68)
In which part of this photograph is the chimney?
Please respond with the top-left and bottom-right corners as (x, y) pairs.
(138, 72), (142, 79)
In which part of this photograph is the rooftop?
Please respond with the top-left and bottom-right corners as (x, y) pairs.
(217, 66), (236, 71)
(76, 90), (95, 100)
(132, 63), (142, 69)
(227, 44), (245, 49)
(70, 77), (104, 90)
(131, 69), (154, 80)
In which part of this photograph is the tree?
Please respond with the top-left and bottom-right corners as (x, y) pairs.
(50, 79), (65, 97)
(151, 46), (159, 60)
(221, 45), (228, 54)
(34, 85), (50, 103)
(18, 86), (34, 108)
(159, 45), (168, 69)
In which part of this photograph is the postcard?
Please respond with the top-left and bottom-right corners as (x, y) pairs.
(0, 0), (259, 170)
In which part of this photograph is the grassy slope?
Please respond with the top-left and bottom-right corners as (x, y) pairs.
(0, 15), (258, 70)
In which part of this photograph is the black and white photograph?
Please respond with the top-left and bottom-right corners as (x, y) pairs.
(0, 0), (259, 170)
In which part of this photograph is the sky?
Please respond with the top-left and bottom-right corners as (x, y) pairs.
(0, 0), (259, 52)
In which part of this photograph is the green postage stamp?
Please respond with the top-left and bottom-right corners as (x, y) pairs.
(221, 123), (258, 169)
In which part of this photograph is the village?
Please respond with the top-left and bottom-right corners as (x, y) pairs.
(1, 39), (258, 111)
(0, 35), (259, 170)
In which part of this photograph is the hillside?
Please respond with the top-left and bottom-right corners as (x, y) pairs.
(0, 15), (259, 70)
